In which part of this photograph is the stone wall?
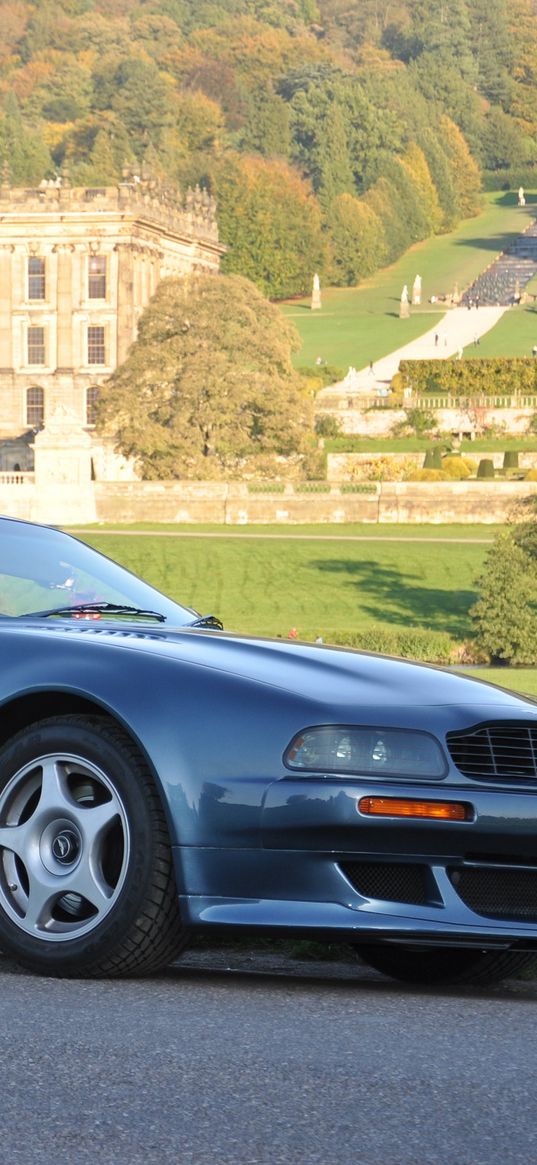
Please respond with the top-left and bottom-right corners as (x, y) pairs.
(318, 404), (536, 436)
(2, 478), (535, 525)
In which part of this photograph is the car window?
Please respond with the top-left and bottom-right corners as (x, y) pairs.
(0, 519), (195, 624)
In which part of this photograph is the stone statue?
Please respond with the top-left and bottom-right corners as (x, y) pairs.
(311, 272), (321, 310)
(519, 186), (526, 207)
(400, 284), (410, 319)
(412, 274), (422, 305)
(342, 367), (360, 389)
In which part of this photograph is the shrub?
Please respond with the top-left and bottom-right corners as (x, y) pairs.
(441, 455), (471, 479)
(504, 451), (520, 469)
(300, 365), (345, 388)
(525, 469), (537, 480)
(301, 626), (455, 663)
(405, 468), (448, 481)
(477, 458), (495, 479)
(398, 358), (537, 396)
(315, 413), (342, 438)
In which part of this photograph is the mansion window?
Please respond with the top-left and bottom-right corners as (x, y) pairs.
(87, 325), (106, 365)
(88, 256), (106, 299)
(28, 257), (46, 300)
(86, 385), (99, 425)
(27, 326), (45, 365)
(26, 386), (44, 427)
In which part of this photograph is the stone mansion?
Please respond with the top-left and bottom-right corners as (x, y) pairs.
(0, 171), (224, 473)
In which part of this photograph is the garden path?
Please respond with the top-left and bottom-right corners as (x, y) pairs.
(318, 305), (507, 400)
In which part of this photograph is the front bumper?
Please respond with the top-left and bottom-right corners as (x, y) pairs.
(174, 778), (537, 948)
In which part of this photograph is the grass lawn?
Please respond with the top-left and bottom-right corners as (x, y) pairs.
(281, 193), (535, 370)
(324, 436), (537, 453)
(463, 303), (537, 357)
(466, 669), (537, 699)
(70, 522), (501, 538)
(78, 527), (491, 638)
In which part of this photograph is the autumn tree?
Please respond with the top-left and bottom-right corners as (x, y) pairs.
(214, 154), (326, 297)
(326, 193), (385, 285)
(96, 273), (313, 479)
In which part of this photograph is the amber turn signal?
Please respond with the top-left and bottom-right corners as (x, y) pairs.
(358, 796), (468, 821)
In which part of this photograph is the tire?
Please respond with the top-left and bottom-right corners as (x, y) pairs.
(355, 944), (537, 987)
(0, 715), (188, 977)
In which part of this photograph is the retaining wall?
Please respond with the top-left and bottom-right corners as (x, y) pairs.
(2, 478), (536, 525)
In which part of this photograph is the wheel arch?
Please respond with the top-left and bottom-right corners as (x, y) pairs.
(0, 690), (176, 838)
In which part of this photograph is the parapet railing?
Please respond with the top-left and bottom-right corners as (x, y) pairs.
(0, 472), (35, 485)
(317, 394), (537, 411)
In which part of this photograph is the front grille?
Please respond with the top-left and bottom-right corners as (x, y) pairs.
(451, 866), (537, 921)
(446, 722), (537, 781)
(340, 861), (429, 905)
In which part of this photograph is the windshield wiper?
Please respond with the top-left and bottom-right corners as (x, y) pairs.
(21, 602), (167, 622)
(188, 613), (224, 630)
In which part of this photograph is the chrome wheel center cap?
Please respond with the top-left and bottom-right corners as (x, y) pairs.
(52, 830), (79, 864)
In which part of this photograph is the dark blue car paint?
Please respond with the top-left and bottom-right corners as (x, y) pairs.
(3, 515), (537, 954)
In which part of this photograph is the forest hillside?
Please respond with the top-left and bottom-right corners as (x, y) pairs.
(1, 0), (536, 296)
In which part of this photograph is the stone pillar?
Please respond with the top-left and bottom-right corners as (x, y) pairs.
(115, 243), (136, 364)
(31, 403), (96, 523)
(0, 245), (13, 370)
(54, 244), (74, 370)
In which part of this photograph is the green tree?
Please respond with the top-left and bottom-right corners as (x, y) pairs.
(96, 273), (313, 479)
(0, 93), (52, 184)
(326, 193), (385, 285)
(470, 531), (537, 664)
(214, 154), (326, 297)
(238, 84), (291, 157)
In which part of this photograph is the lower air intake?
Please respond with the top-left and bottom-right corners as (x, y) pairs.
(450, 866), (537, 921)
(340, 861), (429, 905)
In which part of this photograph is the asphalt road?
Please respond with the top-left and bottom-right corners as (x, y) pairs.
(1, 945), (536, 1165)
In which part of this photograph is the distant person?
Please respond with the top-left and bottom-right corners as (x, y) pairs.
(288, 627), (298, 639)
(434, 333), (439, 347)
(368, 360), (375, 375)
(533, 345), (537, 357)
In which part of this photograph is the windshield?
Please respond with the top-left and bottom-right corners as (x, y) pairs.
(0, 517), (197, 625)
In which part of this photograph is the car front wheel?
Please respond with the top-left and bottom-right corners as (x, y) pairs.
(355, 944), (537, 987)
(0, 715), (188, 977)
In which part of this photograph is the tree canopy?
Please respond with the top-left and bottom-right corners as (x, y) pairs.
(96, 273), (313, 479)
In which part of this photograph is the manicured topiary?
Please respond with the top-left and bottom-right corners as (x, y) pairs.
(503, 451), (520, 469)
(477, 458), (495, 479)
(423, 447), (442, 469)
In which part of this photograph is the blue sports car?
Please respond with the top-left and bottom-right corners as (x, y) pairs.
(1, 514), (537, 985)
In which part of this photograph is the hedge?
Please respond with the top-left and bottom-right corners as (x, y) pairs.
(300, 626), (455, 663)
(398, 358), (537, 396)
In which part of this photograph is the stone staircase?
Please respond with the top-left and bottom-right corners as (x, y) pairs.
(461, 219), (537, 306)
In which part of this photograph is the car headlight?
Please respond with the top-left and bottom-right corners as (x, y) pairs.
(284, 726), (447, 779)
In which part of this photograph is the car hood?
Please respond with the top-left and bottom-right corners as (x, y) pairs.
(8, 619), (535, 714)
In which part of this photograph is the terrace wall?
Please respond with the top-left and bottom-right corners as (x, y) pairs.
(1, 477), (535, 525)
